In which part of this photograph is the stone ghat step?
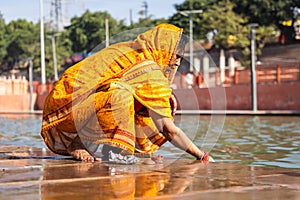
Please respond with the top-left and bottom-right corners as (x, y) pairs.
(0, 146), (299, 200)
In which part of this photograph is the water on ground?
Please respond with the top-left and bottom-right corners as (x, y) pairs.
(0, 114), (299, 169)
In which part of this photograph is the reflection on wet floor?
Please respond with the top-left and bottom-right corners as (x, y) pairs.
(0, 146), (300, 200)
(1, 115), (300, 169)
(1, 115), (300, 199)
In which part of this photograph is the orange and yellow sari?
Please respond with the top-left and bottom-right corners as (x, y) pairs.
(41, 24), (184, 156)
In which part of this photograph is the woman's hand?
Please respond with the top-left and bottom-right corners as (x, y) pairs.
(208, 156), (215, 162)
(197, 151), (215, 163)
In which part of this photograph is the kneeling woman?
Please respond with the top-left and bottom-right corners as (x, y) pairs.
(40, 24), (213, 163)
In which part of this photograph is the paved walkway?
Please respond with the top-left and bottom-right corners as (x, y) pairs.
(0, 145), (299, 200)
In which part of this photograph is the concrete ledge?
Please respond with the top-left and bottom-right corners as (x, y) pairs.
(0, 110), (43, 115)
(0, 146), (299, 199)
(1, 110), (300, 116)
(176, 109), (300, 115)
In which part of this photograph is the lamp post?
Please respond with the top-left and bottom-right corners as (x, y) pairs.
(28, 57), (34, 113)
(105, 18), (109, 47)
(39, 0), (46, 85)
(179, 10), (203, 72)
(249, 23), (258, 111)
(47, 33), (59, 81)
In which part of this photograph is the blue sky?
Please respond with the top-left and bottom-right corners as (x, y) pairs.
(0, 0), (185, 25)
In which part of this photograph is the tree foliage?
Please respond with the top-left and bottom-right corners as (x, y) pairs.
(232, 0), (300, 26)
(170, 0), (289, 65)
(66, 10), (127, 53)
(0, 0), (299, 79)
(1, 19), (40, 73)
(201, 1), (249, 48)
(169, 0), (218, 39)
(0, 18), (6, 62)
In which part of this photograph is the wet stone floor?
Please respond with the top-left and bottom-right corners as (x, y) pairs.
(0, 146), (299, 200)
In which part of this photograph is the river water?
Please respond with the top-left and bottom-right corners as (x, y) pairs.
(0, 114), (299, 169)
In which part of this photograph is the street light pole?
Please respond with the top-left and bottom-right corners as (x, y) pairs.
(105, 18), (109, 47)
(189, 13), (193, 72)
(28, 57), (34, 113)
(47, 33), (59, 81)
(39, 0), (46, 85)
(52, 35), (58, 81)
(249, 23), (258, 111)
(179, 10), (203, 72)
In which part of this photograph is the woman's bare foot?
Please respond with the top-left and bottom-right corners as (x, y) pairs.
(67, 136), (95, 162)
(142, 158), (156, 165)
(152, 155), (163, 163)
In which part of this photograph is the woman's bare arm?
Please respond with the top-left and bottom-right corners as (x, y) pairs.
(150, 111), (213, 161)
(169, 94), (177, 117)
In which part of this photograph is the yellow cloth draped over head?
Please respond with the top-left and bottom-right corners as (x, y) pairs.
(41, 24), (185, 156)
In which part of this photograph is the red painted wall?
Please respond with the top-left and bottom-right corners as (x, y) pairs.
(0, 94), (37, 112)
(173, 81), (300, 110)
(1, 80), (299, 112)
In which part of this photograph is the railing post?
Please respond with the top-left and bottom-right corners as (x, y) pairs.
(234, 68), (239, 84)
(276, 64), (281, 83)
(181, 72), (185, 88)
(299, 62), (300, 80)
(28, 58), (34, 113)
(197, 72), (202, 87)
(256, 68), (259, 83)
(215, 69), (220, 86)
(11, 75), (15, 95)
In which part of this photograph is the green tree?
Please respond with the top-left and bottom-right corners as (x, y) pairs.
(201, 0), (253, 66)
(168, 0), (280, 66)
(0, 18), (7, 67)
(66, 10), (127, 53)
(131, 17), (168, 29)
(232, 0), (300, 26)
(3, 19), (40, 71)
(169, 0), (251, 65)
(169, 0), (218, 39)
(201, 1), (249, 49)
(43, 30), (73, 80)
